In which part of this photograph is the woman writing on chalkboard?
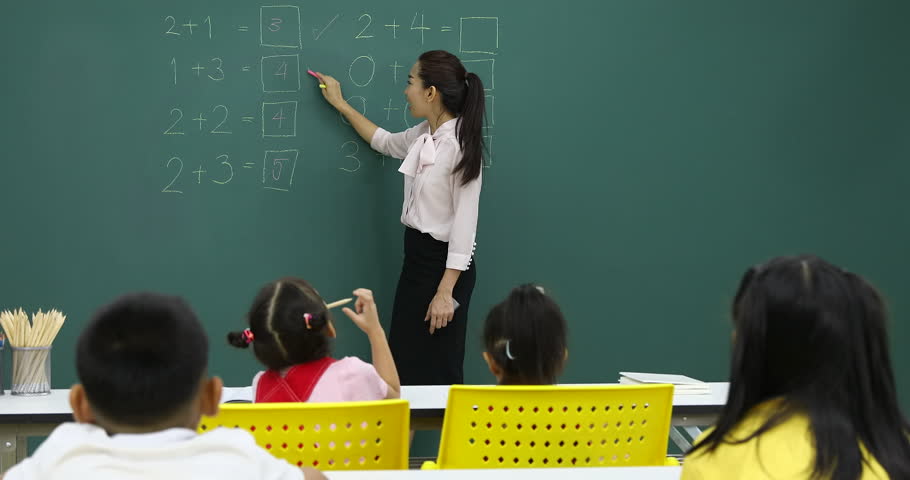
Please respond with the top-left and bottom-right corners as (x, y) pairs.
(314, 50), (484, 387)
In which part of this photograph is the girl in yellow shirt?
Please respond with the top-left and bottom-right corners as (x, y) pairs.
(682, 255), (910, 480)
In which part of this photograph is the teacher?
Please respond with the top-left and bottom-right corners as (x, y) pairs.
(315, 50), (485, 386)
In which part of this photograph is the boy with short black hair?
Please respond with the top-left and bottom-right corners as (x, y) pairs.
(3, 292), (324, 480)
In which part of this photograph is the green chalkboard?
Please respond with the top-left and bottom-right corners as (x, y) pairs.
(1, 0), (909, 424)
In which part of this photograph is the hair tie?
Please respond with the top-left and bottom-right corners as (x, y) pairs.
(241, 328), (254, 344)
(303, 313), (313, 329)
(505, 340), (515, 360)
(464, 74), (470, 87)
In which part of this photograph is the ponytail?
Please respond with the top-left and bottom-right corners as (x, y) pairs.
(417, 50), (487, 185)
(454, 71), (486, 185)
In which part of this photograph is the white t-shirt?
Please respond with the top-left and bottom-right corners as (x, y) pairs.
(5, 422), (307, 480)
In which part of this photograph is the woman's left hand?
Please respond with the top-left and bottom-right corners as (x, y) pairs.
(425, 292), (455, 334)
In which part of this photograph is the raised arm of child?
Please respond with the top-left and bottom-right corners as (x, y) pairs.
(342, 289), (401, 399)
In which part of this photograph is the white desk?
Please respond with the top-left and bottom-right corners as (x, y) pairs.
(328, 467), (682, 479)
(0, 384), (727, 472)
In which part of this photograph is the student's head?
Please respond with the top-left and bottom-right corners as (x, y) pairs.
(482, 284), (568, 385)
(228, 277), (336, 370)
(70, 293), (221, 433)
(405, 50), (485, 185)
(727, 255), (899, 402)
(689, 255), (910, 478)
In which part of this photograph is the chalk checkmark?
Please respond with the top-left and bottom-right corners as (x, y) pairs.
(313, 14), (340, 40)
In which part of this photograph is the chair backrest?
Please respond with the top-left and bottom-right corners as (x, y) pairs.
(434, 384), (674, 469)
(198, 400), (410, 470)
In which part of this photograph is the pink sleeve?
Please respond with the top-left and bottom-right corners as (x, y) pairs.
(370, 122), (427, 159)
(447, 158), (481, 271)
(337, 357), (388, 401)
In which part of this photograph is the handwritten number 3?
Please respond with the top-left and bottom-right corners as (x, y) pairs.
(208, 57), (224, 81)
(340, 141), (361, 173)
(269, 17), (282, 32)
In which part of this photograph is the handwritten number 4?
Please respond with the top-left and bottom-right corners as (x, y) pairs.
(272, 108), (286, 129)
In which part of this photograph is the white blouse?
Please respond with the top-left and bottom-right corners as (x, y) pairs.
(371, 118), (481, 271)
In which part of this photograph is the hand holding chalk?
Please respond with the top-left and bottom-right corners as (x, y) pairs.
(310, 71), (344, 108)
(307, 69), (327, 89)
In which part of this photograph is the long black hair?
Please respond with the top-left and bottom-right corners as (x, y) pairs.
(417, 50), (485, 185)
(687, 255), (910, 479)
(483, 284), (568, 385)
(227, 277), (332, 370)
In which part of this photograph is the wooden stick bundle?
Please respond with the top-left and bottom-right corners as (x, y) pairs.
(0, 309), (66, 395)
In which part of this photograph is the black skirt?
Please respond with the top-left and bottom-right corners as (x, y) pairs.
(389, 227), (477, 386)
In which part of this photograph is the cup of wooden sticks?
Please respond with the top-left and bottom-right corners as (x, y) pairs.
(0, 309), (65, 396)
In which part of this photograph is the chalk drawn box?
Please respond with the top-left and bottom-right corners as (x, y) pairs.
(462, 58), (495, 91)
(262, 149), (299, 192)
(460, 17), (499, 55)
(261, 101), (298, 138)
(261, 54), (301, 93)
(260, 6), (302, 48)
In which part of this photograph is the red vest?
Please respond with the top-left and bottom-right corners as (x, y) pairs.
(255, 357), (337, 403)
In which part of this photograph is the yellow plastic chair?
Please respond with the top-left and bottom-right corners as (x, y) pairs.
(199, 400), (409, 470)
(423, 384), (678, 469)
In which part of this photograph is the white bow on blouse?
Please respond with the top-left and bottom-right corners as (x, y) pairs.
(397, 133), (437, 178)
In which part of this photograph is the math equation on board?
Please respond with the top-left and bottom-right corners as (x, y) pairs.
(160, 6), (500, 195)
